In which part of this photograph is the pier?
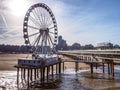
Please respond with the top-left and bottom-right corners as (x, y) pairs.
(59, 49), (120, 76)
(14, 49), (120, 89)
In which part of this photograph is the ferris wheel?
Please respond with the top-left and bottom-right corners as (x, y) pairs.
(23, 3), (58, 58)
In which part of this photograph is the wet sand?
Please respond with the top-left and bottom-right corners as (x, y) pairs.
(0, 54), (28, 70)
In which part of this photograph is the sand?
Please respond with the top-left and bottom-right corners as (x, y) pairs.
(0, 54), (28, 70)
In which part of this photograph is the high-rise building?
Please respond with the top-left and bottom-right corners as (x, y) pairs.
(57, 36), (67, 50)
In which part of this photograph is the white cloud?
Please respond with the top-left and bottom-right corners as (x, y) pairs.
(0, 0), (120, 46)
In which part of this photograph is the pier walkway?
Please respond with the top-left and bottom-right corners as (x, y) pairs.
(59, 49), (120, 77)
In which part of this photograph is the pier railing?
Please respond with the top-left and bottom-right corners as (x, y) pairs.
(58, 49), (120, 63)
(58, 49), (120, 77)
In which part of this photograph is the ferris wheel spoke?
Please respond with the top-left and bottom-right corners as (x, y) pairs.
(40, 13), (44, 24)
(31, 33), (41, 47)
(49, 32), (54, 35)
(47, 35), (53, 49)
(32, 35), (40, 46)
(34, 8), (43, 26)
(34, 34), (42, 52)
(47, 20), (53, 27)
(36, 33), (42, 46)
(44, 14), (47, 26)
(40, 13), (47, 26)
(44, 35), (48, 54)
(41, 33), (45, 46)
(45, 16), (51, 27)
(43, 13), (48, 26)
(37, 8), (43, 23)
(32, 10), (41, 26)
(48, 34), (54, 45)
(36, 8), (43, 26)
(49, 27), (54, 30)
(30, 34), (40, 52)
(28, 25), (39, 30)
(29, 16), (40, 26)
(28, 32), (39, 37)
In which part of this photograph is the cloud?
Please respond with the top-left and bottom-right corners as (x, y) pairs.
(0, 0), (120, 46)
(47, 0), (120, 46)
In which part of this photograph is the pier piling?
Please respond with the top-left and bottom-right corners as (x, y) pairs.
(75, 62), (79, 72)
(102, 63), (105, 73)
(90, 63), (93, 74)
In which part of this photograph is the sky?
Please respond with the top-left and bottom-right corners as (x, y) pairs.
(0, 0), (120, 46)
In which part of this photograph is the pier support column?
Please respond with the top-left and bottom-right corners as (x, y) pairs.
(90, 63), (93, 74)
(37, 68), (39, 78)
(96, 63), (98, 69)
(30, 69), (33, 81)
(17, 67), (19, 88)
(111, 61), (114, 77)
(43, 67), (45, 82)
(63, 62), (64, 72)
(56, 64), (58, 74)
(40, 68), (43, 82)
(59, 63), (61, 74)
(27, 68), (30, 88)
(41, 67), (45, 83)
(75, 62), (79, 72)
(23, 68), (26, 80)
(21, 68), (23, 81)
(102, 63), (105, 73)
(34, 68), (36, 80)
(47, 67), (49, 82)
(51, 65), (54, 77)
(108, 63), (110, 75)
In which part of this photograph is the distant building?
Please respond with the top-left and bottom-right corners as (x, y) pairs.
(114, 44), (120, 49)
(97, 42), (113, 49)
(71, 43), (81, 50)
(83, 44), (94, 50)
(57, 36), (67, 50)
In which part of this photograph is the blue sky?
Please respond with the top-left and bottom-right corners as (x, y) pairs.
(0, 0), (120, 46)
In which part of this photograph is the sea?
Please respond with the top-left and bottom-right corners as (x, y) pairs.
(0, 66), (120, 90)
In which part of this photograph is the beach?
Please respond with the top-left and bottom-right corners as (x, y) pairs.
(0, 54), (89, 70)
(0, 54), (28, 70)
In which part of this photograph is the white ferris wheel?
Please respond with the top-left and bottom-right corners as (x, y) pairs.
(23, 3), (58, 58)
